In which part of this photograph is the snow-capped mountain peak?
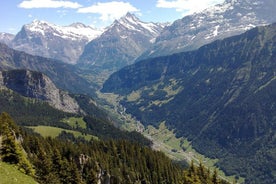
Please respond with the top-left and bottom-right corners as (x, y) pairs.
(77, 13), (165, 74)
(11, 19), (104, 64)
(138, 0), (276, 60)
(119, 12), (140, 24)
(25, 19), (102, 41)
(109, 13), (163, 36)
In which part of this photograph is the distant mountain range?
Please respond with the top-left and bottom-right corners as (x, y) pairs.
(138, 0), (276, 61)
(102, 23), (276, 184)
(0, 1), (275, 183)
(0, 0), (275, 82)
(77, 13), (165, 73)
(6, 20), (102, 64)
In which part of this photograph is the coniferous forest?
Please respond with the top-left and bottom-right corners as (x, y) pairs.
(0, 112), (230, 184)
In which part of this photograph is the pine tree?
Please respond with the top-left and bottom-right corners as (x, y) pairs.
(212, 169), (220, 184)
(0, 112), (34, 175)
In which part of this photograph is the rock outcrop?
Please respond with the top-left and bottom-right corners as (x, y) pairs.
(0, 69), (81, 114)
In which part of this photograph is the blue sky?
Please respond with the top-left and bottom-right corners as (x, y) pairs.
(0, 0), (224, 34)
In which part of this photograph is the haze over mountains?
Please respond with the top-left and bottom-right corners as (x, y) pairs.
(0, 0), (275, 183)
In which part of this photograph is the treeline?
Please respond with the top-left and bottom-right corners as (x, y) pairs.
(0, 112), (231, 184)
(0, 89), (151, 146)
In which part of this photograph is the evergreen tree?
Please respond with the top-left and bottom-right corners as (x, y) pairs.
(0, 112), (34, 175)
(212, 169), (220, 184)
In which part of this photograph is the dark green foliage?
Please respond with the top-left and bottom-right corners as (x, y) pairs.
(1, 113), (230, 184)
(102, 23), (276, 183)
(84, 116), (152, 146)
(0, 112), (34, 176)
(0, 89), (151, 146)
(72, 94), (108, 119)
(0, 89), (72, 127)
(23, 132), (183, 184)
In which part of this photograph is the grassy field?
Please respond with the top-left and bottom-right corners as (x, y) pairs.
(0, 162), (37, 184)
(62, 117), (87, 129)
(27, 126), (96, 141)
(144, 122), (244, 184)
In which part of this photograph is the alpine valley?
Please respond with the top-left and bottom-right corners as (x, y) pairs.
(0, 0), (275, 184)
(103, 23), (276, 184)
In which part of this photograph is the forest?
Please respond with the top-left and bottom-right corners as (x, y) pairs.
(0, 112), (231, 184)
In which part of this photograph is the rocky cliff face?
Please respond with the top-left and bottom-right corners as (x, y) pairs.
(0, 70), (81, 114)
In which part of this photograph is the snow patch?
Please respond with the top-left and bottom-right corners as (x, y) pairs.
(26, 20), (103, 42)
(213, 25), (220, 36)
(117, 13), (161, 36)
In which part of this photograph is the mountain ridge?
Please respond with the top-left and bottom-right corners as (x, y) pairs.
(102, 23), (276, 183)
(0, 69), (81, 113)
(0, 42), (96, 95)
(138, 0), (276, 61)
(77, 13), (165, 76)
(10, 20), (103, 64)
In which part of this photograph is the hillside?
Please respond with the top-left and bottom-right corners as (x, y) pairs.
(0, 86), (151, 145)
(0, 162), (37, 184)
(77, 13), (165, 86)
(102, 23), (276, 184)
(0, 43), (97, 94)
(0, 112), (230, 184)
(0, 69), (81, 113)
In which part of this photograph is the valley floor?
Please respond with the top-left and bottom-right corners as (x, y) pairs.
(97, 91), (245, 184)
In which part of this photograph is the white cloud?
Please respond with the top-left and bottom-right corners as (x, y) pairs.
(57, 10), (68, 17)
(18, 0), (82, 9)
(156, 0), (223, 15)
(77, 1), (139, 22)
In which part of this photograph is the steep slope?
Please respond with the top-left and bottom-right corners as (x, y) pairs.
(11, 20), (102, 64)
(0, 112), (230, 184)
(0, 162), (37, 184)
(0, 43), (96, 95)
(77, 13), (164, 74)
(0, 70), (81, 113)
(102, 24), (276, 183)
(138, 0), (276, 60)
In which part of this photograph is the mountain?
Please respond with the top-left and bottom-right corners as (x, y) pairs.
(77, 13), (165, 75)
(0, 69), (81, 113)
(0, 43), (96, 95)
(102, 23), (276, 184)
(0, 32), (14, 46)
(11, 20), (102, 64)
(138, 0), (276, 60)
